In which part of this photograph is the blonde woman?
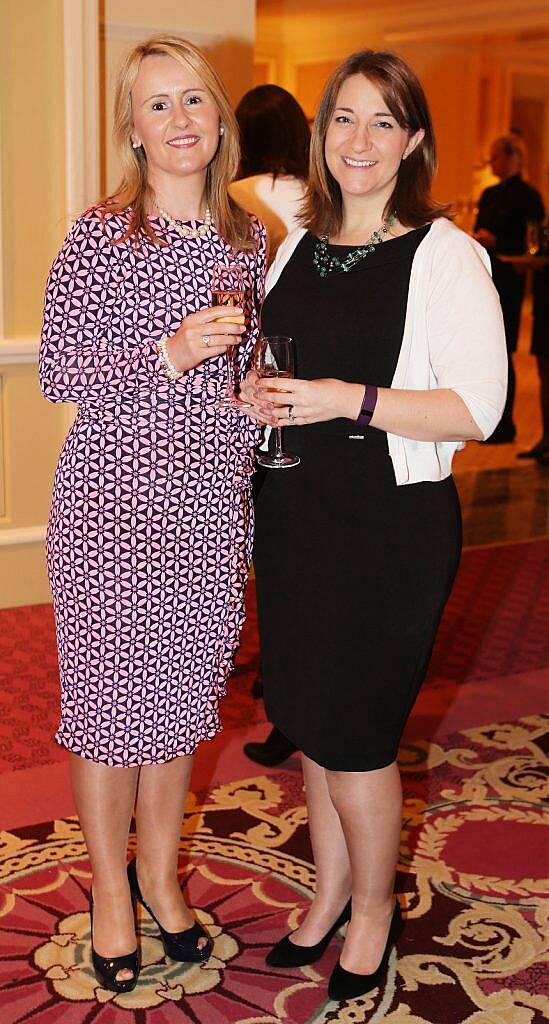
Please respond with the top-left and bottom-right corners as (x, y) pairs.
(40, 37), (266, 992)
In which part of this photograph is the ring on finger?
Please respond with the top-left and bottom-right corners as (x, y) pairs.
(288, 405), (295, 421)
(202, 335), (212, 347)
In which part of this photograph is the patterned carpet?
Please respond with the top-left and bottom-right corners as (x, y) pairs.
(0, 539), (547, 1023)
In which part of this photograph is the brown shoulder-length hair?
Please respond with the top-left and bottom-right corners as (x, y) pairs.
(100, 35), (255, 250)
(236, 85), (311, 181)
(301, 50), (450, 237)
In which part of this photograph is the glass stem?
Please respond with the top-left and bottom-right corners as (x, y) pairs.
(275, 427), (284, 458)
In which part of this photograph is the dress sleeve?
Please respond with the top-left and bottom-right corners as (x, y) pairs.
(426, 228), (508, 440)
(40, 213), (166, 404)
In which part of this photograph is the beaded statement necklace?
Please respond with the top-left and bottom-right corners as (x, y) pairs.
(155, 205), (212, 238)
(313, 212), (397, 277)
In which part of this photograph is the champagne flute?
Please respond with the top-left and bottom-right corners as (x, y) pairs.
(211, 262), (250, 410)
(256, 336), (300, 469)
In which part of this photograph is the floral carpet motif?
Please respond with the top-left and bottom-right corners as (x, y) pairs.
(0, 539), (548, 1022)
(0, 713), (547, 1024)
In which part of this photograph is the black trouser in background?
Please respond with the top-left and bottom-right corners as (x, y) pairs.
(244, 456), (298, 765)
(532, 267), (549, 445)
(491, 258), (526, 438)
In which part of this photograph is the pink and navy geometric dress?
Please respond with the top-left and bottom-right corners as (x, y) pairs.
(40, 208), (266, 766)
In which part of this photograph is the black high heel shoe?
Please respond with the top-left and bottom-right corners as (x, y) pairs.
(328, 899), (403, 1001)
(244, 726), (298, 767)
(266, 898), (351, 968)
(127, 858), (212, 963)
(89, 894), (140, 993)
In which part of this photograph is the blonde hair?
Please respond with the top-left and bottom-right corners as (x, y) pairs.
(102, 35), (255, 250)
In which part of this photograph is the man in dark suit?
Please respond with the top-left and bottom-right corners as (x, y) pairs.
(474, 136), (545, 443)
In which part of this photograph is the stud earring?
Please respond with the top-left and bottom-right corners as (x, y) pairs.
(132, 140), (141, 149)
(219, 125), (225, 136)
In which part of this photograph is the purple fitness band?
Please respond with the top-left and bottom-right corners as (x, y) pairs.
(356, 384), (378, 428)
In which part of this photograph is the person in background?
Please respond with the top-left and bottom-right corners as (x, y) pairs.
(474, 135), (545, 443)
(242, 49), (506, 1003)
(231, 84), (311, 767)
(230, 84), (310, 264)
(517, 264), (549, 462)
(40, 36), (265, 994)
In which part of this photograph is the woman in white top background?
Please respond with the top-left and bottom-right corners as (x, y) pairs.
(241, 50), (506, 1003)
(230, 84), (310, 263)
(231, 84), (310, 768)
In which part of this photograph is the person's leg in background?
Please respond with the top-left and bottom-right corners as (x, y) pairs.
(518, 267), (549, 460)
(244, 725), (298, 766)
(487, 260), (525, 443)
(244, 459), (298, 766)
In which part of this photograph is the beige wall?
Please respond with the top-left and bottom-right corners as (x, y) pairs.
(0, 0), (70, 607)
(0, 364), (68, 607)
(255, 0), (549, 216)
(395, 42), (481, 209)
(104, 0), (255, 103)
(101, 0), (256, 194)
(0, 0), (67, 337)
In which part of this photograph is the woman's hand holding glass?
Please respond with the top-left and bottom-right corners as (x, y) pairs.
(241, 373), (363, 426)
(166, 306), (246, 373)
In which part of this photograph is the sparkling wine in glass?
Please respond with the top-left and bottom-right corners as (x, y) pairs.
(211, 262), (249, 410)
(256, 336), (300, 469)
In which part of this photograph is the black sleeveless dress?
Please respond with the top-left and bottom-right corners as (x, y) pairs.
(253, 227), (462, 771)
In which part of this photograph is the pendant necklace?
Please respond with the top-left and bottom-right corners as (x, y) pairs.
(313, 212), (397, 277)
(155, 204), (212, 238)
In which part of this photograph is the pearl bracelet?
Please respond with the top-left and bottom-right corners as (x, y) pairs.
(157, 337), (185, 381)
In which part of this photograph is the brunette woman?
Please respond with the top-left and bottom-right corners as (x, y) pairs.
(242, 50), (506, 1002)
(230, 84), (310, 262)
(40, 36), (265, 992)
(230, 84), (311, 767)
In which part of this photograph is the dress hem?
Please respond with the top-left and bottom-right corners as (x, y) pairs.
(265, 714), (399, 773)
(54, 722), (223, 767)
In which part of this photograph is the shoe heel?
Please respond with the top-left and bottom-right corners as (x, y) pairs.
(127, 858), (212, 963)
(266, 897), (351, 968)
(328, 898), (402, 1002)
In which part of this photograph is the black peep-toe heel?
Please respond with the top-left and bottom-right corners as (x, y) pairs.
(266, 897), (352, 968)
(89, 894), (140, 993)
(127, 858), (212, 963)
(328, 898), (403, 1001)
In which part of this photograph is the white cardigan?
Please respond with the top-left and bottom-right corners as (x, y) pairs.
(264, 218), (507, 485)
